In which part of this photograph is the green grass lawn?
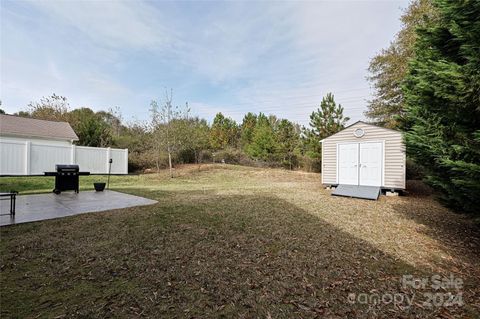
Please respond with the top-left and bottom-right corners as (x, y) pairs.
(1, 165), (479, 318)
(0, 174), (146, 194)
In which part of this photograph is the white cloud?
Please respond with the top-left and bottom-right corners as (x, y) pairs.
(1, 0), (408, 124)
(182, 1), (404, 125)
(28, 0), (175, 50)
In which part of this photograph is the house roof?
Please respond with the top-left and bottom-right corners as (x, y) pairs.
(0, 114), (79, 141)
(320, 120), (401, 142)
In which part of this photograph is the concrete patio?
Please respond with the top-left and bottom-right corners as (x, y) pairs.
(0, 190), (157, 226)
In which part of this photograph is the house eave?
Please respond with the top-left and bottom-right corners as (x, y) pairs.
(0, 133), (79, 142)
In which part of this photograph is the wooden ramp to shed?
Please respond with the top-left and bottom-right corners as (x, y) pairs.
(332, 185), (381, 200)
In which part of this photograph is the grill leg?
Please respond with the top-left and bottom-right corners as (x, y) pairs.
(10, 194), (15, 216)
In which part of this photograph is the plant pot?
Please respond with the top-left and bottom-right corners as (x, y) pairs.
(94, 182), (106, 192)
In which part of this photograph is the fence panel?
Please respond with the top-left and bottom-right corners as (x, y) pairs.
(0, 139), (128, 175)
(110, 149), (128, 174)
(75, 146), (108, 174)
(30, 144), (71, 174)
(0, 140), (26, 175)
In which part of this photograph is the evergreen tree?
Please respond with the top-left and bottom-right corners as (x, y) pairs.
(402, 0), (480, 213)
(301, 130), (322, 160)
(366, 0), (437, 128)
(308, 93), (349, 140)
(240, 112), (257, 150)
(301, 93), (349, 162)
(246, 113), (277, 161)
(209, 112), (238, 149)
(276, 119), (300, 169)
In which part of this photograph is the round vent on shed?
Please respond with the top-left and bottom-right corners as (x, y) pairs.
(353, 128), (365, 138)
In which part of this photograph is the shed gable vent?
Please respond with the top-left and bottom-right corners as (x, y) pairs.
(353, 128), (365, 138)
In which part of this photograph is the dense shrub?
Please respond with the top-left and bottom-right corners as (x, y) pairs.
(406, 158), (424, 180)
(298, 156), (322, 173)
(128, 151), (157, 172)
(213, 148), (252, 165)
(176, 149), (196, 164)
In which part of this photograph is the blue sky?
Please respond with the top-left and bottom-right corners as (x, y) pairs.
(1, 0), (408, 126)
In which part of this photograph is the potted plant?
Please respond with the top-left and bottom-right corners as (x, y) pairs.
(94, 158), (112, 192)
(94, 182), (106, 191)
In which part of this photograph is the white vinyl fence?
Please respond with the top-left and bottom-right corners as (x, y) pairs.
(0, 140), (128, 175)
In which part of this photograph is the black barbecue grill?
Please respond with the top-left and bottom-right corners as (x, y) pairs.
(45, 164), (90, 194)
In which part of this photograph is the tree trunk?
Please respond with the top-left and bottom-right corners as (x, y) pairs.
(168, 151), (173, 178)
(156, 148), (160, 173)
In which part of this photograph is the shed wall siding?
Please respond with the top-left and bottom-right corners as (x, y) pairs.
(321, 122), (405, 189)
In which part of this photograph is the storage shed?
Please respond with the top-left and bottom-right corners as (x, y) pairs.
(321, 121), (405, 191)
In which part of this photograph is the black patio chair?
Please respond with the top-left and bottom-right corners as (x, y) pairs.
(0, 191), (18, 216)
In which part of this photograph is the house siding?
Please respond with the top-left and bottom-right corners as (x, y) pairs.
(321, 122), (405, 189)
(0, 135), (72, 146)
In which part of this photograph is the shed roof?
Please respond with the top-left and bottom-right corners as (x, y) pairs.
(0, 114), (78, 141)
(320, 121), (401, 142)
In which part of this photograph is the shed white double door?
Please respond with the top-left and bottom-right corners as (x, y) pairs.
(337, 142), (383, 187)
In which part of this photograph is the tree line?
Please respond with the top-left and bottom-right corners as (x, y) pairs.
(5, 92), (349, 175)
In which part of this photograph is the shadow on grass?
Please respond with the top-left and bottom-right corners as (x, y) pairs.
(0, 189), (475, 318)
(391, 193), (480, 269)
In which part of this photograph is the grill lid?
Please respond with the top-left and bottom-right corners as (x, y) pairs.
(56, 164), (79, 172)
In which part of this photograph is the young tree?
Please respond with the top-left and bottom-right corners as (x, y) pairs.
(307, 93), (349, 142)
(402, 0), (480, 213)
(150, 90), (189, 177)
(209, 112), (238, 149)
(366, 0), (437, 128)
(301, 93), (349, 166)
